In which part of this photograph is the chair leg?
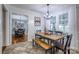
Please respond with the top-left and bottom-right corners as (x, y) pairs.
(68, 49), (70, 54)
(64, 51), (66, 54)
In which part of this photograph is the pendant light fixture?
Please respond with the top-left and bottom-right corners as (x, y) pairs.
(44, 4), (52, 19)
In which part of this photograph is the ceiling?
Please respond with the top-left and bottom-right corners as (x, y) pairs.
(10, 4), (74, 14)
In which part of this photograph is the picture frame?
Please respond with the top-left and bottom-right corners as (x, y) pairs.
(34, 16), (41, 26)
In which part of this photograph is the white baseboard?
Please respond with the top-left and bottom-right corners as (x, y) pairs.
(70, 48), (79, 53)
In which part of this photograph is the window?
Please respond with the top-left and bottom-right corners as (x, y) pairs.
(50, 16), (56, 31)
(59, 13), (68, 33)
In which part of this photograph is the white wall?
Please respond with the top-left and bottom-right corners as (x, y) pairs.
(0, 5), (3, 53)
(50, 5), (78, 49)
(76, 5), (79, 49)
(4, 5), (44, 46)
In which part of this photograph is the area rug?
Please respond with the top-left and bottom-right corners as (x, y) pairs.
(3, 41), (78, 54)
(3, 41), (45, 54)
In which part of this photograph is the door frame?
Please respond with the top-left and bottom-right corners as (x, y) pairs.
(10, 12), (28, 44)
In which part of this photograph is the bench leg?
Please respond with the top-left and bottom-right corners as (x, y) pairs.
(32, 40), (38, 47)
(32, 40), (34, 46)
(45, 50), (48, 54)
(50, 48), (53, 54)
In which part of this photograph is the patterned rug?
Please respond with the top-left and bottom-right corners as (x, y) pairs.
(3, 41), (46, 54)
(3, 41), (78, 54)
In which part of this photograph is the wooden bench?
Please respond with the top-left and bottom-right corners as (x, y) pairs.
(32, 38), (53, 54)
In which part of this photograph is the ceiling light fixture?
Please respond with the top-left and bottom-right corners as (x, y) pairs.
(44, 4), (52, 19)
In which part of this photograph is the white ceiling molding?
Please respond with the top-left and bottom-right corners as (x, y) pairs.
(9, 4), (75, 15)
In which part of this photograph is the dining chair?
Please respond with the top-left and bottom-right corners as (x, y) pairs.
(54, 31), (65, 45)
(54, 34), (72, 54)
(48, 30), (53, 34)
(54, 31), (63, 35)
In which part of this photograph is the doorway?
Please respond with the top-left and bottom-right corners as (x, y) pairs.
(11, 13), (28, 44)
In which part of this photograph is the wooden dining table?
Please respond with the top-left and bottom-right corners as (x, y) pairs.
(35, 32), (65, 53)
(35, 32), (64, 41)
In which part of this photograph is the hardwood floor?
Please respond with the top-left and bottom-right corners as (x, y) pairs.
(12, 35), (27, 44)
(2, 34), (27, 53)
(2, 46), (7, 53)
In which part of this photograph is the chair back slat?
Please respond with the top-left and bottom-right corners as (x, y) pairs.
(54, 31), (63, 35)
(64, 34), (72, 50)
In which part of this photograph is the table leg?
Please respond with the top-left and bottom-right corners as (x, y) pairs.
(45, 50), (47, 54)
(53, 47), (55, 54)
